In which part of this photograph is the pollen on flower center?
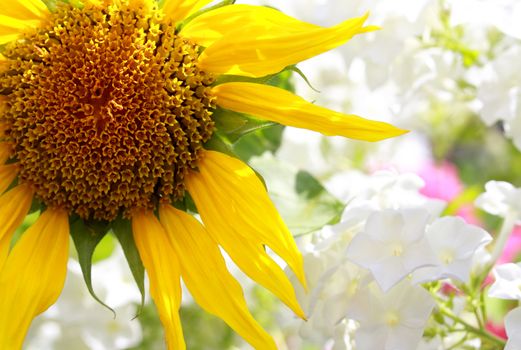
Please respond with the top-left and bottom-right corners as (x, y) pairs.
(384, 311), (400, 327)
(0, 2), (215, 220)
(439, 249), (455, 265)
(391, 243), (404, 257)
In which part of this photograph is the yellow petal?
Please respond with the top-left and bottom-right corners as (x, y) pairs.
(186, 150), (306, 316)
(0, 142), (12, 164)
(0, 0), (49, 22)
(159, 204), (278, 349)
(161, 0), (213, 24)
(0, 15), (41, 45)
(81, 0), (103, 6)
(0, 163), (19, 194)
(181, 4), (319, 47)
(0, 208), (69, 349)
(199, 14), (371, 77)
(0, 184), (34, 270)
(132, 210), (185, 350)
(213, 82), (407, 141)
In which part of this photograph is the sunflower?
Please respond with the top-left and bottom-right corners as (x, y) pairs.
(0, 0), (405, 348)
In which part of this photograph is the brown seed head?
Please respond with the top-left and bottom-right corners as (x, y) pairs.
(0, 1), (215, 220)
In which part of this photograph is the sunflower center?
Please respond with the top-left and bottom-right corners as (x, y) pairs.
(0, 2), (215, 220)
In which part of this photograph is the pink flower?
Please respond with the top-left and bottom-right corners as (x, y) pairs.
(418, 161), (480, 225)
(486, 321), (507, 340)
(498, 226), (521, 264)
(419, 161), (462, 201)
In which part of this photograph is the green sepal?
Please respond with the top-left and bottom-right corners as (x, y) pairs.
(70, 217), (115, 316)
(111, 218), (146, 314)
(214, 66), (294, 89)
(287, 65), (320, 93)
(28, 197), (44, 215)
(177, 0), (236, 32)
(213, 108), (278, 143)
(214, 72), (279, 86)
(204, 132), (235, 156)
(176, 192), (198, 214)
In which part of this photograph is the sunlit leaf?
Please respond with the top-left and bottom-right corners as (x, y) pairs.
(249, 153), (345, 235)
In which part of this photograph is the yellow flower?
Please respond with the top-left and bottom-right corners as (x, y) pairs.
(0, 0), (406, 348)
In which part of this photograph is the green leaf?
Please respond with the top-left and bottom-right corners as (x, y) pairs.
(233, 124), (285, 162)
(70, 218), (115, 315)
(111, 218), (146, 313)
(92, 233), (116, 263)
(249, 153), (345, 236)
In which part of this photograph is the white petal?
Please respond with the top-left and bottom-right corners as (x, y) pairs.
(426, 217), (492, 259)
(388, 282), (435, 328)
(505, 307), (521, 350)
(346, 233), (389, 266)
(442, 259), (473, 282)
(371, 257), (409, 292)
(399, 208), (431, 243)
(403, 238), (437, 271)
(386, 325), (425, 350)
(365, 209), (405, 243)
(489, 263), (521, 300)
(355, 325), (389, 350)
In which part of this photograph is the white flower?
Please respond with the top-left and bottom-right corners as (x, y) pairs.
(350, 280), (435, 350)
(413, 217), (492, 283)
(449, 0), (521, 40)
(340, 170), (446, 218)
(475, 181), (521, 218)
(475, 45), (521, 149)
(346, 208), (437, 292)
(505, 307), (521, 350)
(291, 249), (370, 341)
(488, 263), (521, 300)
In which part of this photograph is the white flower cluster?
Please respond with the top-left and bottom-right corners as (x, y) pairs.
(478, 181), (521, 350)
(254, 0), (521, 155)
(289, 171), (492, 350)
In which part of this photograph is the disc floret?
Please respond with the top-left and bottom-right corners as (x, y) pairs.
(0, 1), (215, 220)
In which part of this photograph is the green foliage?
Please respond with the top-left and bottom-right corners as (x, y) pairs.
(233, 124), (285, 162)
(92, 232), (116, 263)
(128, 303), (166, 350)
(180, 305), (236, 350)
(429, 5), (480, 67)
(250, 153), (345, 236)
(9, 211), (40, 249)
(213, 108), (279, 144)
